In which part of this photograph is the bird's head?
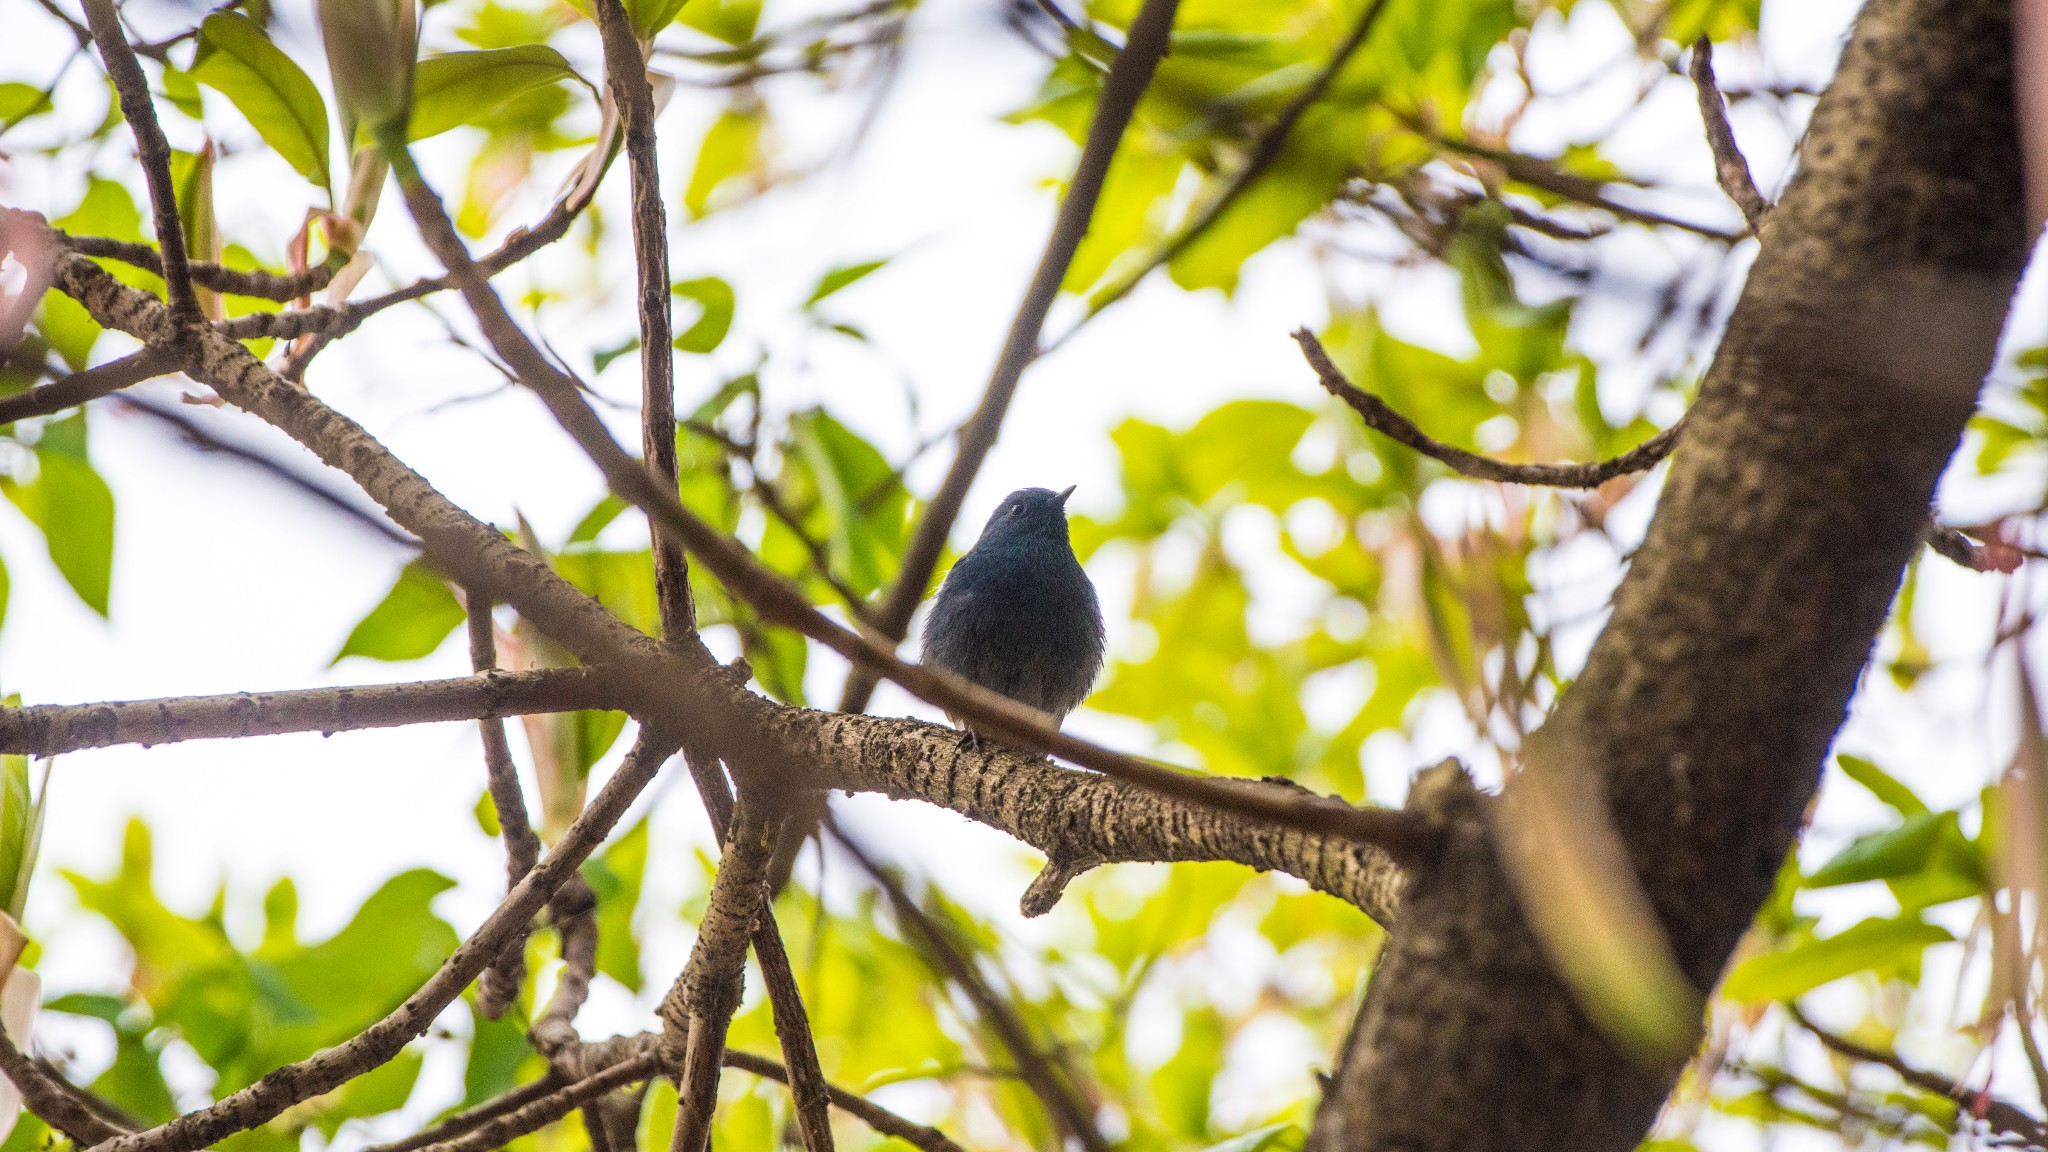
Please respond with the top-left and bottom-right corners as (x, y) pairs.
(976, 485), (1076, 543)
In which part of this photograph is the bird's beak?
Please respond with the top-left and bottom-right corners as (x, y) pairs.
(1056, 485), (1076, 506)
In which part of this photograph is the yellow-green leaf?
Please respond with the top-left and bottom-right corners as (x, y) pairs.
(408, 46), (578, 141)
(333, 558), (465, 663)
(191, 12), (333, 194)
(1721, 917), (1952, 1003)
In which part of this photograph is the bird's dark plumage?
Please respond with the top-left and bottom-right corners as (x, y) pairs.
(921, 486), (1104, 728)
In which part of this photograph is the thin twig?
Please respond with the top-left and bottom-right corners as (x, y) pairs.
(1420, 128), (1745, 242)
(593, 0), (695, 643)
(1064, 0), (1393, 332)
(725, 1050), (968, 1152)
(0, 667), (612, 757)
(80, 0), (198, 320)
(1789, 1005), (2048, 1146)
(0, 1026), (129, 1145)
(360, 1074), (566, 1152)
(835, 829), (1111, 1152)
(529, 877), (600, 1057)
(0, 348), (176, 424)
(87, 731), (681, 1152)
(1293, 327), (1683, 487)
(1688, 37), (1772, 233)
(411, 1051), (662, 1152)
(470, 592), (543, 1020)
(114, 392), (418, 548)
(840, 0), (1184, 714)
(62, 234), (340, 301)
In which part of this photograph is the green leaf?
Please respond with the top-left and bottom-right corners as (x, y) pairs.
(408, 47), (577, 141)
(671, 277), (735, 354)
(191, 13), (333, 194)
(678, 0), (762, 44)
(333, 558), (465, 663)
(1807, 812), (1946, 887)
(682, 104), (762, 219)
(1836, 754), (1929, 818)
(1721, 917), (1953, 1003)
(803, 259), (886, 308)
(0, 83), (52, 129)
(0, 756), (29, 920)
(464, 998), (537, 1106)
(3, 415), (116, 616)
(1201, 1124), (1304, 1152)
(585, 816), (650, 992)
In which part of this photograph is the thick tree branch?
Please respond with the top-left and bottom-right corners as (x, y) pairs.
(0, 668), (611, 757)
(1294, 327), (1683, 487)
(80, 0), (198, 321)
(1689, 36), (1774, 234)
(1313, 0), (2035, 1147)
(840, 0), (1184, 714)
(86, 731), (681, 1152)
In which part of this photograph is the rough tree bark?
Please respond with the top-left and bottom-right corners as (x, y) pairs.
(1312, 0), (2035, 1147)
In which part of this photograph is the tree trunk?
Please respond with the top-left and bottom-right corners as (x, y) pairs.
(1312, 0), (2035, 1146)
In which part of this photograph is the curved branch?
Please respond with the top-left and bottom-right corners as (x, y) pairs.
(1294, 327), (1682, 487)
(723, 1050), (967, 1152)
(0, 348), (176, 425)
(62, 234), (340, 302)
(410, 1051), (662, 1152)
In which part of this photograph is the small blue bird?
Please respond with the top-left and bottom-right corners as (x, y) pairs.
(922, 486), (1104, 732)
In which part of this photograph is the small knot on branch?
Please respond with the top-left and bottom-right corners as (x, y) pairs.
(1019, 853), (1105, 918)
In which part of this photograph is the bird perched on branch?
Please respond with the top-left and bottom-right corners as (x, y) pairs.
(922, 486), (1104, 734)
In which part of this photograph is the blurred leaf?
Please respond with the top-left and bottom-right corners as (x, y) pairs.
(192, 13), (332, 194)
(671, 277), (735, 354)
(1721, 917), (1952, 1003)
(334, 558), (466, 663)
(0, 83), (51, 128)
(803, 259), (886, 308)
(683, 103), (763, 219)
(464, 997), (537, 1106)
(317, 0), (418, 143)
(585, 816), (650, 992)
(409, 47), (578, 141)
(1835, 754), (1929, 818)
(678, 0), (762, 45)
(3, 413), (116, 616)
(1202, 1124), (1304, 1152)
(637, 1076), (679, 1152)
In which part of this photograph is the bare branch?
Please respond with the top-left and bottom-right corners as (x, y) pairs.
(0, 1026), (129, 1145)
(662, 800), (783, 1152)
(87, 731), (681, 1152)
(0, 348), (176, 425)
(411, 1051), (663, 1152)
(725, 1049), (968, 1152)
(1294, 327), (1683, 487)
(360, 1075), (566, 1152)
(1789, 1005), (2048, 1146)
(79, 0), (198, 320)
(1689, 37), (1773, 234)
(0, 668), (612, 757)
(471, 594), (544, 1021)
(1419, 128), (1746, 242)
(61, 233), (340, 301)
(592, 0), (695, 643)
(836, 830), (1110, 1152)
(529, 877), (600, 1058)
(841, 0), (1184, 713)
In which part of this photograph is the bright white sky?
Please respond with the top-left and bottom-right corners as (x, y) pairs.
(4, 0), (2047, 1146)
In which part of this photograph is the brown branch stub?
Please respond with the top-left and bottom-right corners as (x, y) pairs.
(842, 0), (1186, 714)
(1689, 36), (1774, 234)
(0, 668), (614, 757)
(1293, 327), (1682, 488)
(471, 593), (543, 1021)
(79, 0), (199, 322)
